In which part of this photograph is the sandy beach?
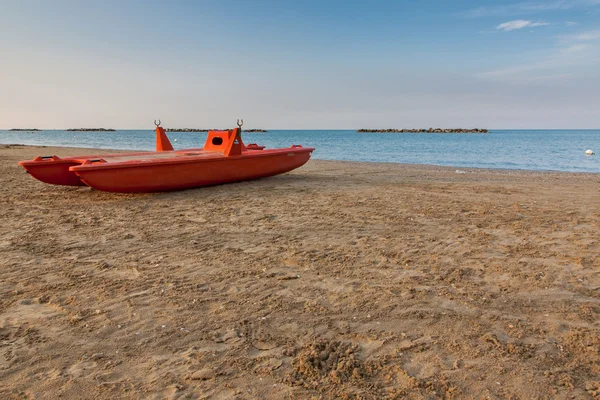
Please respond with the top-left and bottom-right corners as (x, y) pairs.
(1, 144), (599, 399)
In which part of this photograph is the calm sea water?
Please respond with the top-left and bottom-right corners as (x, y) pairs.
(1, 129), (599, 173)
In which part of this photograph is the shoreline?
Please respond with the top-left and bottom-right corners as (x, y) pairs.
(4, 143), (599, 177)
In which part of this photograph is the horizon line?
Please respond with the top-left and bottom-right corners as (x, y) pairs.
(2, 128), (600, 131)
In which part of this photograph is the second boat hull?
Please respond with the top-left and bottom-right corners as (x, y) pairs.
(20, 158), (88, 186)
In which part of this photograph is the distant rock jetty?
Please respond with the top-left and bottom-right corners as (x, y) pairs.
(9, 129), (41, 131)
(167, 128), (210, 132)
(166, 128), (268, 132)
(66, 128), (116, 132)
(357, 128), (489, 133)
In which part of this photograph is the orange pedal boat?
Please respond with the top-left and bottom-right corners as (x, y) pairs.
(19, 120), (314, 193)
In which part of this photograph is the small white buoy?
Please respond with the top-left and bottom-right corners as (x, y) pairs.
(586, 149), (594, 156)
(174, 139), (178, 142)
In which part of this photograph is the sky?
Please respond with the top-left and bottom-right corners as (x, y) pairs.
(1, 0), (599, 129)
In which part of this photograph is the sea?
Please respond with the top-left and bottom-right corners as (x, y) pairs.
(1, 129), (599, 173)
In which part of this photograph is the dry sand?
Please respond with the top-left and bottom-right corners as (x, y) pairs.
(1, 144), (599, 399)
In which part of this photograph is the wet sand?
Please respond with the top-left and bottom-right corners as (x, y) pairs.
(1, 144), (599, 399)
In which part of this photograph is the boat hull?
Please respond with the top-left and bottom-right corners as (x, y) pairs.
(18, 157), (88, 186)
(70, 148), (313, 193)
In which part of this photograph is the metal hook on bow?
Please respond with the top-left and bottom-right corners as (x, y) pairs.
(237, 119), (243, 128)
(154, 119), (161, 127)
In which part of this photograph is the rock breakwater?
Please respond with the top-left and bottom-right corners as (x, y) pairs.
(166, 128), (268, 132)
(166, 128), (211, 132)
(66, 128), (116, 132)
(357, 128), (488, 133)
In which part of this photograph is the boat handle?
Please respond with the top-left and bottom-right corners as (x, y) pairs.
(290, 145), (303, 148)
(81, 158), (106, 165)
(34, 155), (60, 161)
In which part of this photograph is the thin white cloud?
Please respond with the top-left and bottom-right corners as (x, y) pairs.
(565, 21), (579, 26)
(463, 0), (600, 18)
(477, 27), (600, 82)
(572, 30), (600, 40)
(557, 29), (600, 42)
(497, 20), (550, 31)
(560, 43), (590, 52)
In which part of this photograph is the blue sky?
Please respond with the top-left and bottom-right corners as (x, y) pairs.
(1, 0), (599, 129)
